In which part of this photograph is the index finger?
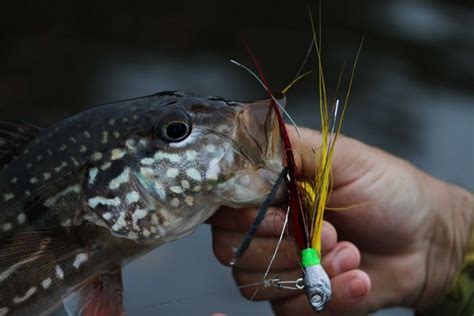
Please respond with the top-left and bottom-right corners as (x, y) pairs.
(207, 207), (339, 255)
(206, 206), (287, 236)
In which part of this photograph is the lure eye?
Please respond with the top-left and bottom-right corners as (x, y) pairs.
(156, 108), (192, 143)
(311, 293), (323, 305)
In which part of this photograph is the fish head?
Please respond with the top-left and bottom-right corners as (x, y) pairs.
(210, 96), (286, 207)
(125, 92), (285, 240)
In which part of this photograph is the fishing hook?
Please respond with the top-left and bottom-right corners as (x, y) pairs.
(263, 278), (305, 291)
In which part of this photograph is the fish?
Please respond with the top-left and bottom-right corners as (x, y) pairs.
(0, 91), (284, 316)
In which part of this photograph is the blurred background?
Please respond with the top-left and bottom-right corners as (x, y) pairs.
(1, 0), (472, 315)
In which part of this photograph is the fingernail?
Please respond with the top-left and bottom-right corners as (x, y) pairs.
(333, 247), (353, 274)
(348, 277), (367, 299)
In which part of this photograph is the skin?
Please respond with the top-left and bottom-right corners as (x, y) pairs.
(208, 126), (474, 315)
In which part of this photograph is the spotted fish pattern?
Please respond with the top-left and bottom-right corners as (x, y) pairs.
(0, 91), (283, 315)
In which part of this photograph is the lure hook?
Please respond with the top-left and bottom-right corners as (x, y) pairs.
(263, 278), (305, 291)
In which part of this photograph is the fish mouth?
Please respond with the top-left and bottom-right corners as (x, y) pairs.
(225, 95), (286, 206)
(240, 95), (284, 165)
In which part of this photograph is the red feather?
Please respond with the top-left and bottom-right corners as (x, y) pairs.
(243, 43), (307, 250)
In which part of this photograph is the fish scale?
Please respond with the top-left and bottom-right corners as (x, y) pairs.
(0, 91), (284, 315)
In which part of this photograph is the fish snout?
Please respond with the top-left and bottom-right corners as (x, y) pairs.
(221, 95), (286, 207)
(237, 95), (285, 168)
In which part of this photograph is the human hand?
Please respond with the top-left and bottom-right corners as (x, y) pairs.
(209, 126), (473, 315)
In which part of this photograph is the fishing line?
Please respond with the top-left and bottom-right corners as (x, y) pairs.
(229, 59), (300, 138)
(135, 274), (304, 311)
(135, 281), (268, 311)
(262, 206), (291, 279)
(249, 205), (291, 300)
(230, 167), (288, 264)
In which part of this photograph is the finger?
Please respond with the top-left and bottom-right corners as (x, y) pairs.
(212, 227), (299, 270)
(267, 239), (361, 313)
(209, 207), (338, 253)
(271, 269), (371, 316)
(325, 269), (371, 314)
(207, 207), (287, 236)
(237, 241), (360, 301)
(211, 221), (338, 270)
(321, 241), (361, 278)
(320, 221), (338, 255)
(232, 240), (361, 303)
(233, 268), (304, 301)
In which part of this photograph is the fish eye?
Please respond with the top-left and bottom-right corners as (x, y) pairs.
(156, 108), (192, 142)
(162, 121), (190, 141)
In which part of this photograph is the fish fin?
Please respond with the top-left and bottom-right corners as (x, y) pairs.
(63, 267), (125, 316)
(0, 227), (92, 270)
(0, 120), (40, 166)
(0, 227), (96, 312)
(0, 170), (86, 240)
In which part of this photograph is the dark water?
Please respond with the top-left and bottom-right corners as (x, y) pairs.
(1, 1), (472, 315)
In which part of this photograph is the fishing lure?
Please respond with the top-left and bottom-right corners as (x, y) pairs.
(298, 9), (364, 309)
(229, 45), (332, 311)
(230, 21), (363, 311)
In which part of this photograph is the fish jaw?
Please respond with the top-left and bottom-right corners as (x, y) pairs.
(215, 97), (286, 207)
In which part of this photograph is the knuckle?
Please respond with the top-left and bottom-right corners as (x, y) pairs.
(211, 228), (233, 266)
(262, 208), (286, 235)
(237, 208), (258, 231)
(239, 286), (258, 300)
(232, 270), (258, 300)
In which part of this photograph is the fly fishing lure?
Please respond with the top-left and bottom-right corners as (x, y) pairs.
(230, 14), (363, 312)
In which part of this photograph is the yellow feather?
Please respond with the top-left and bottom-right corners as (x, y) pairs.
(298, 9), (363, 254)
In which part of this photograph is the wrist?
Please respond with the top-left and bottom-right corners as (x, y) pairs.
(414, 176), (474, 310)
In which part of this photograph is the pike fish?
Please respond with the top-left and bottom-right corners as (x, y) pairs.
(0, 91), (284, 315)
